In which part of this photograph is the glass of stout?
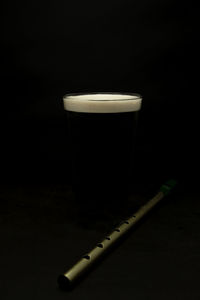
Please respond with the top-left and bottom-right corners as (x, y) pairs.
(63, 93), (142, 221)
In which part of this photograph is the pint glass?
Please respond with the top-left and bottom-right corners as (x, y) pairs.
(63, 93), (142, 219)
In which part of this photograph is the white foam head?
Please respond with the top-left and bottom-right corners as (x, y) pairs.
(63, 93), (142, 113)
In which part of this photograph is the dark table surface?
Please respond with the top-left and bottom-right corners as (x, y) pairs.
(0, 182), (200, 300)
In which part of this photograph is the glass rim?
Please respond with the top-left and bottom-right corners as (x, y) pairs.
(63, 92), (142, 113)
(63, 92), (142, 101)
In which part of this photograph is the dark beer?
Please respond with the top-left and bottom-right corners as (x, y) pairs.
(63, 93), (142, 218)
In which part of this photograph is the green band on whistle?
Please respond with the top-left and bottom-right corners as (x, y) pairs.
(160, 179), (177, 195)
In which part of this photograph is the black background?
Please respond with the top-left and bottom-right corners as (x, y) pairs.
(1, 1), (200, 299)
(1, 0), (198, 188)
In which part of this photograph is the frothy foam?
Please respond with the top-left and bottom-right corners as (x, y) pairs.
(63, 93), (142, 113)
